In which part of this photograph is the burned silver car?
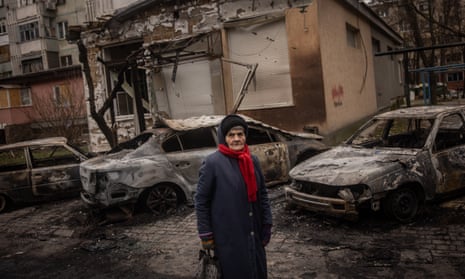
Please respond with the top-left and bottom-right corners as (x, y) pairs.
(80, 115), (327, 215)
(0, 137), (89, 213)
(285, 105), (465, 222)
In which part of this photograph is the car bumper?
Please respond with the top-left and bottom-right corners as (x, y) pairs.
(80, 191), (100, 206)
(284, 186), (359, 219)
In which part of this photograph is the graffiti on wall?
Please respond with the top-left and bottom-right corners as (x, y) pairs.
(332, 85), (344, 107)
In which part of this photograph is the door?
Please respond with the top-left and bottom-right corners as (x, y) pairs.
(247, 126), (290, 185)
(0, 147), (30, 200)
(163, 127), (217, 186)
(432, 113), (465, 194)
(29, 144), (83, 197)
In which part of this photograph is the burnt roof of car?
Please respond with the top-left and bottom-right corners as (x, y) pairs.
(376, 105), (465, 119)
(160, 114), (323, 139)
(0, 137), (69, 150)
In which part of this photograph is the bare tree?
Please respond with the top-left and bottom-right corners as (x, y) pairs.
(26, 80), (87, 145)
(76, 39), (134, 148)
(397, 0), (465, 104)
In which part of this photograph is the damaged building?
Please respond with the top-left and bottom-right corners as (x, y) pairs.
(0, 0), (89, 144)
(74, 0), (403, 152)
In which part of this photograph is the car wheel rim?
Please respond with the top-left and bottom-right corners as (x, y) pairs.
(391, 189), (417, 221)
(145, 185), (178, 216)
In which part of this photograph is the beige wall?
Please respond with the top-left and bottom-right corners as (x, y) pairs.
(317, 0), (378, 134)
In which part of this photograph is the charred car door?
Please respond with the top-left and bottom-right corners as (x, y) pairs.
(163, 127), (217, 186)
(0, 147), (30, 200)
(29, 144), (83, 197)
(247, 126), (290, 186)
(432, 113), (465, 194)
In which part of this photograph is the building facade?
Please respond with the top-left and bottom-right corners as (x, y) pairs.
(0, 0), (92, 144)
(76, 0), (403, 152)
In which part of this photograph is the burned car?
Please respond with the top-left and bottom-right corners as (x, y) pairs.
(0, 137), (89, 213)
(80, 115), (328, 215)
(285, 105), (465, 222)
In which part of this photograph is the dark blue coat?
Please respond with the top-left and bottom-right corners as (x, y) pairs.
(195, 150), (273, 279)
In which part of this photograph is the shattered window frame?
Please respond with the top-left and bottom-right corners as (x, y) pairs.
(247, 126), (275, 145)
(29, 144), (81, 168)
(110, 68), (148, 117)
(0, 147), (27, 172)
(433, 113), (465, 152)
(348, 117), (433, 149)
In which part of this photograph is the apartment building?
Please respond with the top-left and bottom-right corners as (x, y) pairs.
(0, 0), (141, 144)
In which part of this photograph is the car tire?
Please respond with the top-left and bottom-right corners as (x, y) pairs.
(0, 194), (8, 213)
(383, 187), (419, 223)
(142, 184), (181, 216)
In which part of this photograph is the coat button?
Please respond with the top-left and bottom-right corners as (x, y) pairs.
(249, 212), (253, 216)
(251, 231), (254, 236)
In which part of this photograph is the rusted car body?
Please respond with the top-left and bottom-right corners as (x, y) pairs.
(285, 106), (465, 222)
(0, 137), (89, 213)
(80, 115), (328, 215)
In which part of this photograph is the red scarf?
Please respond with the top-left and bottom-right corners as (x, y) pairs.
(218, 144), (257, 202)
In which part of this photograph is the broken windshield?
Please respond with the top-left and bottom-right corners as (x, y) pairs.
(348, 118), (433, 149)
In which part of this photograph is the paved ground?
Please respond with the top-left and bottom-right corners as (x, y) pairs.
(1, 186), (465, 278)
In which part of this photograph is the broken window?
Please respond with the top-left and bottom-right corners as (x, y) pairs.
(178, 128), (216, 150)
(110, 68), (148, 117)
(116, 90), (133, 115)
(161, 135), (182, 152)
(247, 127), (275, 145)
(30, 145), (81, 168)
(350, 118), (432, 149)
(434, 114), (465, 152)
(162, 128), (216, 152)
(0, 148), (27, 172)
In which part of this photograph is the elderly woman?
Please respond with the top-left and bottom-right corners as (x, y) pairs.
(195, 114), (273, 279)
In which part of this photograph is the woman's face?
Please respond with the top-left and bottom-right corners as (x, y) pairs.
(225, 126), (246, 151)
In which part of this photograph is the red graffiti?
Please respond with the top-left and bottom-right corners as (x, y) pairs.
(332, 85), (344, 107)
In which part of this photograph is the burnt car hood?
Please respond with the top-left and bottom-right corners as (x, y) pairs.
(290, 145), (419, 185)
(80, 138), (164, 171)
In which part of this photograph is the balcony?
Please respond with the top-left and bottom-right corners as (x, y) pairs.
(19, 38), (59, 56)
(16, 2), (56, 20)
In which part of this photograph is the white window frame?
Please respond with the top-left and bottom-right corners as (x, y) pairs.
(56, 21), (68, 40)
(60, 55), (72, 66)
(19, 21), (39, 42)
(0, 19), (6, 34)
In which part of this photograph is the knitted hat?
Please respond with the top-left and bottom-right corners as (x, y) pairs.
(221, 114), (248, 137)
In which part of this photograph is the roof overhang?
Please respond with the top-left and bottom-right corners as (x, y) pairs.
(0, 65), (82, 85)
